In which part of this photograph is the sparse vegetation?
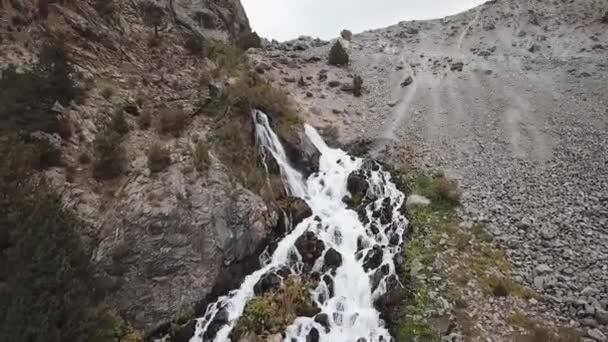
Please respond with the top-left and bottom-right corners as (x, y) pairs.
(233, 276), (316, 340)
(328, 41), (349, 66)
(321, 125), (339, 146)
(0, 135), (140, 341)
(353, 75), (363, 97)
(147, 143), (171, 173)
(92, 130), (127, 179)
(226, 72), (302, 137)
(192, 140), (210, 171)
(101, 85), (114, 100)
(236, 31), (262, 50)
(94, 0), (116, 19)
(206, 40), (247, 76)
(508, 311), (581, 342)
(110, 109), (130, 136)
(138, 111), (152, 129)
(141, 1), (165, 38)
(0, 40), (82, 135)
(184, 33), (205, 55)
(157, 107), (189, 137)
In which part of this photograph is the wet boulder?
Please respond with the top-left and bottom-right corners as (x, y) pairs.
(281, 197), (312, 228)
(203, 308), (229, 341)
(253, 272), (282, 295)
(314, 313), (330, 332)
(295, 231), (325, 266)
(363, 245), (383, 271)
(307, 327), (320, 342)
(323, 248), (343, 270)
(346, 171), (369, 207)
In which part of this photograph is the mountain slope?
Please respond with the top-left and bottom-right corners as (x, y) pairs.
(248, 0), (608, 338)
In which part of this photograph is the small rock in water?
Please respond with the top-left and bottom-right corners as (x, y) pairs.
(314, 313), (330, 332)
(400, 75), (414, 87)
(306, 327), (320, 342)
(324, 248), (343, 269)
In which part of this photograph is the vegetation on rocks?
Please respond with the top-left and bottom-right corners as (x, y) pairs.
(93, 129), (127, 179)
(233, 276), (316, 340)
(0, 40), (82, 135)
(184, 33), (206, 56)
(147, 143), (171, 173)
(353, 75), (363, 97)
(328, 41), (349, 66)
(157, 107), (189, 137)
(396, 170), (578, 341)
(0, 135), (140, 342)
(192, 140), (210, 172)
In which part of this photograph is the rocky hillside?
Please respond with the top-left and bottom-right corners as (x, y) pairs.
(245, 0), (608, 340)
(0, 0), (310, 340)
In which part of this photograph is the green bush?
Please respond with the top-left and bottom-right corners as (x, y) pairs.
(157, 107), (188, 136)
(0, 40), (82, 134)
(192, 140), (210, 171)
(236, 31), (262, 50)
(93, 130), (127, 179)
(95, 0), (115, 18)
(328, 41), (349, 66)
(206, 41), (247, 76)
(110, 109), (130, 136)
(353, 75), (363, 97)
(147, 143), (171, 173)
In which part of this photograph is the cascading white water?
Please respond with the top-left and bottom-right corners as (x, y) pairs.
(190, 110), (408, 342)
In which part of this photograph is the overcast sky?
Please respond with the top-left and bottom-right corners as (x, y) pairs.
(242, 0), (487, 41)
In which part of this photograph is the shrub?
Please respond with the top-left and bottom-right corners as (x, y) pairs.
(226, 72), (301, 137)
(78, 151), (91, 164)
(328, 41), (349, 66)
(141, 1), (165, 37)
(138, 111), (152, 129)
(206, 41), (246, 75)
(157, 108), (188, 136)
(147, 143), (171, 173)
(236, 31), (262, 50)
(101, 86), (114, 100)
(110, 109), (129, 136)
(353, 75), (363, 97)
(93, 130), (127, 179)
(192, 140), (210, 171)
(233, 276), (316, 340)
(431, 176), (461, 205)
(184, 33), (205, 55)
(147, 34), (161, 48)
(0, 40), (81, 134)
(94, 0), (115, 19)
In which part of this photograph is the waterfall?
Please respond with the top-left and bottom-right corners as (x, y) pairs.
(190, 110), (408, 342)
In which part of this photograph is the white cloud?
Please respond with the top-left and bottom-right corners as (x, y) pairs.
(242, 0), (488, 41)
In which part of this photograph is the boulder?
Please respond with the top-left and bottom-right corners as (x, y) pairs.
(363, 245), (383, 271)
(323, 248), (343, 269)
(400, 75), (414, 87)
(341, 29), (353, 41)
(253, 272), (282, 295)
(281, 197), (312, 228)
(295, 231), (325, 266)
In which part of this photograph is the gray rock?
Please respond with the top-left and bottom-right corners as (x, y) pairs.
(400, 76), (413, 87)
(536, 264), (553, 274)
(588, 328), (607, 341)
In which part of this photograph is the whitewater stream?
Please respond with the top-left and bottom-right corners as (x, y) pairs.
(190, 110), (408, 342)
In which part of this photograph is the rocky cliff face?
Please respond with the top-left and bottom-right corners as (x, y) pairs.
(0, 0), (280, 335)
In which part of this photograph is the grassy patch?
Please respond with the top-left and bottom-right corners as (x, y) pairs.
(191, 140), (210, 172)
(508, 311), (581, 342)
(157, 107), (189, 137)
(211, 120), (266, 193)
(206, 40), (247, 76)
(233, 276), (316, 340)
